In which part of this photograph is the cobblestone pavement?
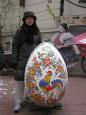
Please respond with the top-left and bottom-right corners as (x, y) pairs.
(0, 75), (86, 115)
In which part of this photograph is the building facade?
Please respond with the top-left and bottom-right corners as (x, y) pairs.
(0, 0), (86, 53)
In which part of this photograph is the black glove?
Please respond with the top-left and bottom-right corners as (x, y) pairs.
(12, 62), (17, 70)
(12, 63), (17, 69)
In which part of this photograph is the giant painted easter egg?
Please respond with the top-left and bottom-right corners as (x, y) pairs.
(25, 42), (68, 107)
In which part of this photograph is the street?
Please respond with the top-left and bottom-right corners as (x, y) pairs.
(0, 75), (86, 115)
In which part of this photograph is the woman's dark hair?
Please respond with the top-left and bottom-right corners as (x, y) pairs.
(60, 23), (69, 32)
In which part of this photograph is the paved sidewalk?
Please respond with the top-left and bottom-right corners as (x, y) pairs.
(0, 75), (86, 115)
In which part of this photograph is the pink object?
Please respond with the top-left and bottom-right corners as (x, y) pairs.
(54, 33), (62, 45)
(74, 32), (86, 45)
(73, 32), (86, 57)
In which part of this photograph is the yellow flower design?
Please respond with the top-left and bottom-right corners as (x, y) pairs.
(29, 67), (35, 77)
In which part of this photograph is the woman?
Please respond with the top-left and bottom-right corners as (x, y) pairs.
(51, 23), (74, 47)
(12, 11), (42, 113)
(51, 22), (79, 68)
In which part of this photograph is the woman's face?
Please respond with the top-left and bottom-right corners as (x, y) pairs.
(58, 25), (65, 33)
(25, 17), (34, 26)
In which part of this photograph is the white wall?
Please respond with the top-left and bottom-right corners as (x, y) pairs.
(25, 0), (86, 32)
(1, 0), (86, 34)
(64, 0), (86, 15)
(1, 0), (21, 35)
(2, 36), (13, 54)
(0, 0), (86, 51)
(25, 0), (59, 32)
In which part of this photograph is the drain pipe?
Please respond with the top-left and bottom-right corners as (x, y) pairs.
(59, 0), (64, 16)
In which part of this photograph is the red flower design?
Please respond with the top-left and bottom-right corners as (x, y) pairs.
(36, 62), (41, 68)
(57, 66), (64, 73)
(44, 58), (51, 66)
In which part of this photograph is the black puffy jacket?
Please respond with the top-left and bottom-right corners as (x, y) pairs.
(12, 25), (42, 81)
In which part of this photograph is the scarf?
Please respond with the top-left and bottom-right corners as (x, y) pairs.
(22, 23), (38, 43)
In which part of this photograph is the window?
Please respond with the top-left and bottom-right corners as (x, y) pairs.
(69, 25), (86, 35)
